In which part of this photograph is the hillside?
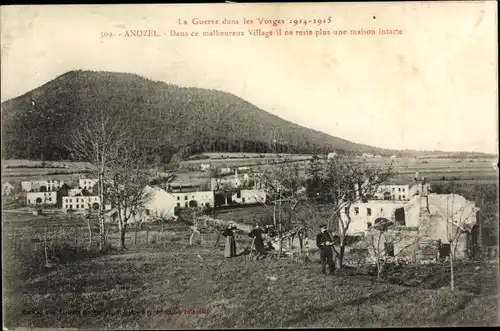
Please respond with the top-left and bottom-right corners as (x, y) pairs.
(0, 70), (490, 162)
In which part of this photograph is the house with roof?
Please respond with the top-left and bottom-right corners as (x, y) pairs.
(21, 179), (64, 192)
(105, 185), (176, 223)
(79, 178), (98, 192)
(26, 191), (58, 205)
(62, 195), (104, 211)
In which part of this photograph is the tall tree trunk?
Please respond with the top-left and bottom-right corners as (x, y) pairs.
(299, 233), (303, 255)
(339, 239), (346, 271)
(119, 222), (127, 250)
(478, 197), (484, 258)
(273, 199), (277, 226)
(450, 241), (455, 291)
(87, 216), (93, 251)
(376, 233), (383, 279)
(98, 170), (106, 251)
(278, 193), (283, 259)
(377, 261), (382, 280)
(134, 221), (138, 248)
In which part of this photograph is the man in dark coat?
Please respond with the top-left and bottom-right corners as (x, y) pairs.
(248, 223), (267, 260)
(316, 224), (335, 275)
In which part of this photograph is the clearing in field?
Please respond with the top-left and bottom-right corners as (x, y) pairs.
(2, 211), (498, 329)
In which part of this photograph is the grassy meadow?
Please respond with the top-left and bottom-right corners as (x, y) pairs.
(2, 155), (497, 187)
(1, 155), (498, 329)
(2, 211), (499, 329)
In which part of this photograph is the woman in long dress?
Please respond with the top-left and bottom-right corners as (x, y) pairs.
(222, 223), (237, 258)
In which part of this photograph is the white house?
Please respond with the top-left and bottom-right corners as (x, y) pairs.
(327, 152), (338, 159)
(390, 155), (398, 159)
(142, 186), (177, 219)
(237, 166), (250, 173)
(362, 153), (374, 158)
(220, 167), (232, 175)
(340, 198), (417, 235)
(356, 173), (430, 202)
(173, 190), (214, 208)
(373, 184), (411, 201)
(200, 163), (211, 171)
(2, 182), (15, 196)
(62, 195), (108, 211)
(231, 189), (267, 205)
(21, 179), (64, 192)
(26, 191), (58, 205)
(79, 178), (98, 191)
(104, 186), (175, 223)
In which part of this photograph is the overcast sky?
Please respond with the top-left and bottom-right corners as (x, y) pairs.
(1, 3), (497, 154)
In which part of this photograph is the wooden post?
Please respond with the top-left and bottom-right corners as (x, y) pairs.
(134, 221), (138, 248)
(75, 226), (79, 248)
(478, 197), (484, 258)
(160, 223), (164, 243)
(43, 217), (49, 266)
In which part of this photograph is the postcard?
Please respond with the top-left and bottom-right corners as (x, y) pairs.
(1, 2), (498, 329)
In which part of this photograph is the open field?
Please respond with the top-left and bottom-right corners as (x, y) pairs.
(2, 159), (94, 169)
(2, 211), (498, 329)
(3, 155), (497, 182)
(1, 172), (89, 188)
(197, 152), (313, 159)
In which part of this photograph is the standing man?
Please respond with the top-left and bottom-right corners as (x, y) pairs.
(248, 223), (267, 260)
(316, 224), (335, 275)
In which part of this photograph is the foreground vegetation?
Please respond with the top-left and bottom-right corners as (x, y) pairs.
(3, 212), (498, 329)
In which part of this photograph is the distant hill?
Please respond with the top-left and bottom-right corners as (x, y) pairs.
(0, 70), (493, 162)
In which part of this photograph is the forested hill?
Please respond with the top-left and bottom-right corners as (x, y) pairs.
(0, 70), (482, 162)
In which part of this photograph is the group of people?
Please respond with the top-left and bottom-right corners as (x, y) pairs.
(216, 221), (337, 275)
(216, 222), (276, 260)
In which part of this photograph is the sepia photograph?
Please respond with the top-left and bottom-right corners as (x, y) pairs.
(1, 2), (498, 329)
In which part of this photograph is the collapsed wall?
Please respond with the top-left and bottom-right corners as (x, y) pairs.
(350, 194), (477, 263)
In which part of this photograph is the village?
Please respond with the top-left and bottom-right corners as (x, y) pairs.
(2, 156), (482, 265)
(2, 165), (266, 218)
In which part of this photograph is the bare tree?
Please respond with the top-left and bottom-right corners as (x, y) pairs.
(66, 105), (160, 251)
(65, 109), (128, 251)
(261, 161), (307, 258)
(429, 194), (478, 291)
(85, 201), (94, 251)
(318, 156), (396, 270)
(106, 145), (155, 250)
